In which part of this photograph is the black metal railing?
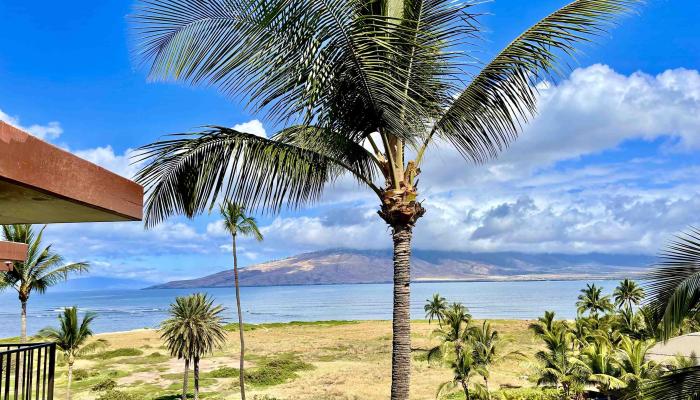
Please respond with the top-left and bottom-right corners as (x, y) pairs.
(0, 343), (55, 400)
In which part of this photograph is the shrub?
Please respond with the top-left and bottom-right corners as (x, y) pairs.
(91, 378), (117, 392)
(96, 390), (136, 400)
(72, 369), (91, 381)
(493, 388), (561, 400)
(209, 367), (239, 378)
(91, 348), (143, 360)
(245, 353), (313, 387)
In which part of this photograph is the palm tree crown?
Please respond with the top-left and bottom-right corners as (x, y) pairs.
(220, 202), (263, 241)
(577, 283), (614, 318)
(1, 224), (89, 341)
(160, 293), (228, 361)
(613, 279), (644, 309)
(425, 293), (447, 325)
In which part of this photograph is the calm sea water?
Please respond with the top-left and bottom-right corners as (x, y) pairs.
(0, 280), (617, 338)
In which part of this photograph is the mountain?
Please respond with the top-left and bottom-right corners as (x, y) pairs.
(147, 249), (653, 289)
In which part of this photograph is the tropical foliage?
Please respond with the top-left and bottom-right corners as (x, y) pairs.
(39, 307), (106, 400)
(131, 1), (640, 397)
(160, 294), (228, 400)
(220, 201), (263, 400)
(426, 295), (519, 399)
(1, 224), (89, 342)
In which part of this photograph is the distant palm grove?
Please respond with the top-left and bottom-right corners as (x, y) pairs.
(131, 0), (642, 398)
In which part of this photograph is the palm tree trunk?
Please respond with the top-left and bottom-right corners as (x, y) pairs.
(20, 299), (27, 342)
(232, 234), (247, 400)
(194, 356), (200, 400)
(67, 360), (74, 400)
(390, 224), (412, 400)
(462, 380), (470, 400)
(182, 358), (190, 400)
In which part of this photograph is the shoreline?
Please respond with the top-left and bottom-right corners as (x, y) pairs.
(144, 273), (641, 290)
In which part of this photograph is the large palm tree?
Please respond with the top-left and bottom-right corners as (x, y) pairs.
(38, 307), (106, 400)
(0, 225), (89, 342)
(131, 1), (640, 397)
(425, 293), (447, 325)
(219, 201), (263, 400)
(577, 283), (614, 319)
(613, 279), (645, 310)
(160, 294), (228, 400)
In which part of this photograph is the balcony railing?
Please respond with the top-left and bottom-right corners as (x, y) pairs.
(0, 343), (56, 400)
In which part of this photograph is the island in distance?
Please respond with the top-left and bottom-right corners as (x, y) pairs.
(147, 249), (653, 289)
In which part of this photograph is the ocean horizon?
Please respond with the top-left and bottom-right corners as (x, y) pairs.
(0, 279), (620, 338)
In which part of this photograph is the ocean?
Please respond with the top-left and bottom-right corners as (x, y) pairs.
(0, 280), (618, 338)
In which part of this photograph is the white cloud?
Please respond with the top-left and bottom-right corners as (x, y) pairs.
(73, 146), (141, 179)
(0, 108), (63, 141)
(233, 119), (266, 138)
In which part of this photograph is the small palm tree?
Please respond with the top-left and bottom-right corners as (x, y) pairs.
(1, 225), (89, 342)
(424, 294), (447, 325)
(579, 339), (625, 399)
(38, 307), (106, 400)
(131, 1), (640, 397)
(613, 279), (645, 309)
(436, 351), (487, 400)
(534, 324), (587, 398)
(615, 336), (661, 399)
(219, 201), (263, 400)
(577, 283), (614, 319)
(160, 294), (227, 400)
(427, 303), (472, 362)
(470, 321), (523, 396)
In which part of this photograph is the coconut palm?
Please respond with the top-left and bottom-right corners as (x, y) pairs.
(579, 339), (625, 400)
(642, 227), (700, 399)
(577, 283), (614, 319)
(38, 307), (106, 400)
(470, 321), (523, 396)
(131, 1), (640, 397)
(427, 303), (472, 362)
(534, 324), (587, 398)
(615, 336), (661, 399)
(0, 225), (89, 342)
(614, 279), (645, 309)
(160, 294), (227, 400)
(436, 351), (487, 400)
(425, 293), (448, 325)
(219, 201), (263, 400)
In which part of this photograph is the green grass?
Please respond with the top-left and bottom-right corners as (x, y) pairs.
(224, 320), (357, 331)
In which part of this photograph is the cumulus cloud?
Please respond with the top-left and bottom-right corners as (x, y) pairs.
(0, 108), (63, 141)
(73, 146), (141, 179)
(233, 119), (266, 138)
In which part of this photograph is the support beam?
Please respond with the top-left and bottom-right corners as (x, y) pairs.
(0, 240), (28, 271)
(0, 121), (143, 224)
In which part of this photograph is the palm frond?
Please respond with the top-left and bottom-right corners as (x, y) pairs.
(132, 0), (449, 137)
(433, 0), (641, 163)
(643, 366), (700, 400)
(645, 227), (700, 340)
(135, 126), (352, 226)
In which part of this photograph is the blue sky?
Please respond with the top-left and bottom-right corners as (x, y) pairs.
(1, 0), (699, 283)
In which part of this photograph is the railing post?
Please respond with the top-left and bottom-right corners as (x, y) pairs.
(46, 345), (55, 400)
